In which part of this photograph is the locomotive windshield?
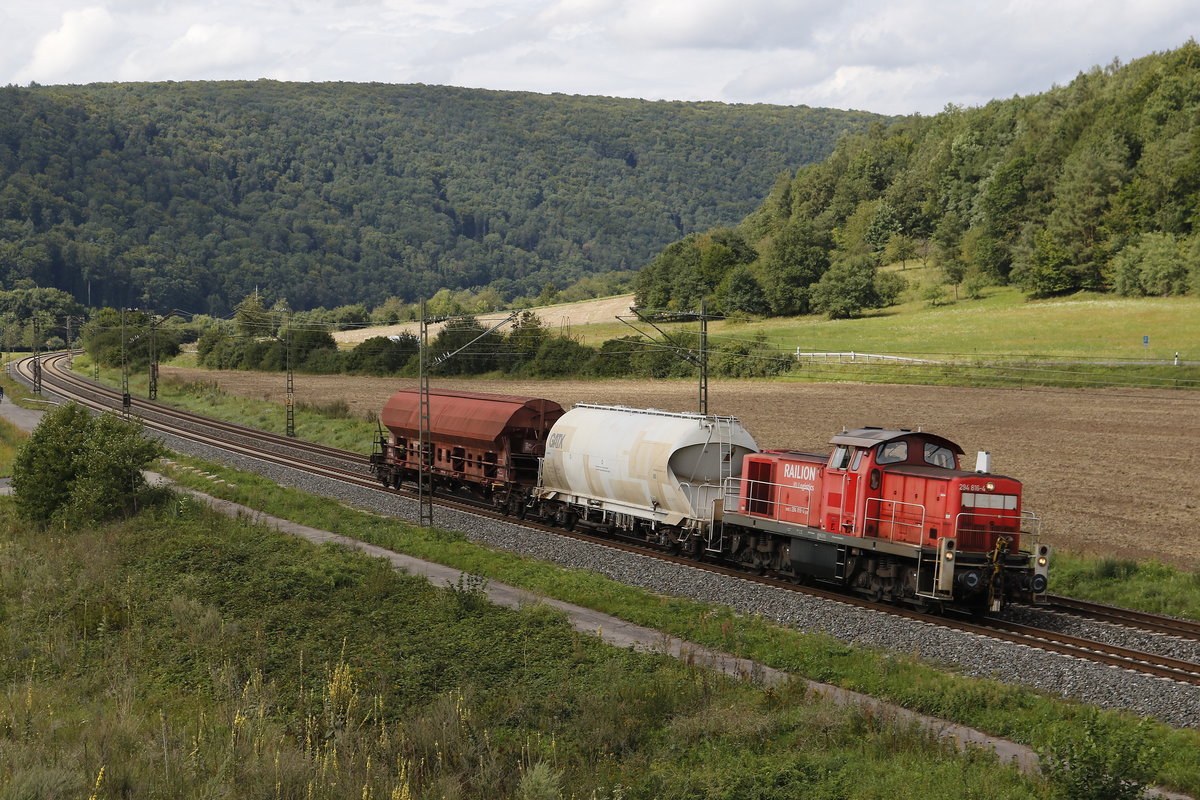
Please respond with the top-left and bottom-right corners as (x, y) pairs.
(874, 439), (959, 468)
(830, 445), (852, 469)
(876, 441), (907, 464)
(923, 442), (957, 469)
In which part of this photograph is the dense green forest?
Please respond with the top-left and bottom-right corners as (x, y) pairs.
(0, 81), (878, 314)
(636, 42), (1200, 317)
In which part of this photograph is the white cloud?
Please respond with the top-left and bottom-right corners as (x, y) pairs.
(1, 0), (1197, 113)
(13, 7), (120, 84)
(119, 23), (263, 80)
(610, 0), (838, 49)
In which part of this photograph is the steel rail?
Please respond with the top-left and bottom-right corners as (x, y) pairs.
(1044, 595), (1200, 641)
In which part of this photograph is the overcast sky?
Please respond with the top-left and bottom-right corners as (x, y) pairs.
(2, 1), (1196, 116)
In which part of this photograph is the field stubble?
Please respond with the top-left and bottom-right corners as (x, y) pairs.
(162, 366), (1200, 568)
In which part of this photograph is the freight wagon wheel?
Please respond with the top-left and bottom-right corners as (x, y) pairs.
(504, 494), (526, 519)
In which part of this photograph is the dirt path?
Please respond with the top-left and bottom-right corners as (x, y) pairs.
(161, 366), (1200, 568)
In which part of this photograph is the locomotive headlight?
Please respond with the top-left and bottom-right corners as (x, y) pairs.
(985, 481), (995, 492)
(944, 551), (954, 561)
(1037, 556), (1048, 567)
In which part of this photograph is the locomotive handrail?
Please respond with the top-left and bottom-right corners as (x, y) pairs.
(952, 509), (1042, 553)
(722, 476), (813, 521)
(863, 497), (926, 543)
(1021, 510), (1042, 540)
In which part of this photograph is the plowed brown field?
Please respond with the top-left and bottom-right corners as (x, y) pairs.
(162, 366), (1200, 568)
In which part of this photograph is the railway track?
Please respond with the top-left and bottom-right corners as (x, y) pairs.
(1045, 595), (1200, 641)
(16, 351), (1200, 688)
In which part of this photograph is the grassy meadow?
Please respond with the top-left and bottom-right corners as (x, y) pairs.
(2, 496), (1058, 800)
(139, 454), (1199, 796)
(569, 282), (1200, 390)
(577, 278), (1200, 359)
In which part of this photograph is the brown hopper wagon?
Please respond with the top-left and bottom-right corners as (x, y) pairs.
(370, 389), (564, 512)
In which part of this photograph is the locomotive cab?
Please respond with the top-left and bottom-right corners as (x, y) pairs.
(726, 427), (1047, 611)
(821, 427), (965, 540)
(829, 427), (1046, 610)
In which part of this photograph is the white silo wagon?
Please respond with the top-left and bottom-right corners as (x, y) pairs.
(537, 404), (758, 538)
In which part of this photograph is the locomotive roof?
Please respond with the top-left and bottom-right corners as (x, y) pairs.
(830, 427), (964, 454)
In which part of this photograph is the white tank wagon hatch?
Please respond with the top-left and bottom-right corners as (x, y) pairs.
(537, 404), (759, 528)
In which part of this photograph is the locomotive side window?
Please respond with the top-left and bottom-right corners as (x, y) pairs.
(962, 492), (1018, 510)
(829, 445), (852, 469)
(850, 448), (864, 470)
(923, 443), (957, 469)
(876, 441), (908, 464)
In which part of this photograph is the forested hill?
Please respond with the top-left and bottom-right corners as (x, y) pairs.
(0, 81), (879, 313)
(636, 42), (1200, 317)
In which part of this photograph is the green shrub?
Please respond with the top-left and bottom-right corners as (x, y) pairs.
(11, 402), (165, 525)
(1037, 709), (1156, 800)
(522, 336), (594, 377)
(345, 334), (417, 374)
(810, 255), (882, 319)
(590, 336), (641, 377)
(711, 336), (792, 378)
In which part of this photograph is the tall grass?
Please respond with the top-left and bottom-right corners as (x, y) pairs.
(1050, 553), (1200, 619)
(0, 499), (1053, 799)
(0, 415), (26, 477)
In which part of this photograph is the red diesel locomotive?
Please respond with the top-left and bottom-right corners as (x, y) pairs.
(722, 427), (1048, 612)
